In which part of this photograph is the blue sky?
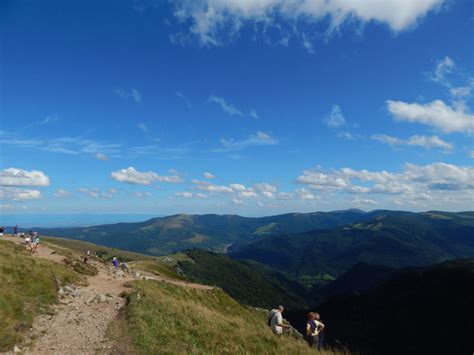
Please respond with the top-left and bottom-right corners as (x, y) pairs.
(1, 0), (473, 217)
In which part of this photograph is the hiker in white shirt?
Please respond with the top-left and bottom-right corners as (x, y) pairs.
(270, 305), (290, 335)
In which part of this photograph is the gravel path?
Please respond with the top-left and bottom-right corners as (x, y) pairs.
(3, 237), (212, 354)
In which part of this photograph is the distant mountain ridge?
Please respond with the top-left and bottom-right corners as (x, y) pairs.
(230, 211), (474, 277)
(35, 209), (394, 255)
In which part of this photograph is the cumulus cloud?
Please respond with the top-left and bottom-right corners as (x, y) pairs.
(0, 187), (41, 201)
(387, 100), (474, 134)
(0, 168), (50, 186)
(208, 95), (243, 116)
(171, 0), (444, 46)
(297, 163), (474, 197)
(371, 134), (453, 151)
(203, 172), (215, 179)
(111, 167), (183, 185)
(217, 131), (278, 152)
(323, 105), (346, 128)
(296, 188), (319, 200)
(115, 88), (142, 103)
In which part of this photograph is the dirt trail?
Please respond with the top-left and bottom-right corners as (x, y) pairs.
(3, 236), (212, 354)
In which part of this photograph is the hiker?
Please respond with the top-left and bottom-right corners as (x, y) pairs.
(13, 225), (18, 237)
(306, 312), (325, 350)
(120, 261), (129, 271)
(84, 250), (91, 264)
(269, 305), (290, 335)
(31, 232), (40, 253)
(0, 226), (4, 238)
(112, 257), (119, 268)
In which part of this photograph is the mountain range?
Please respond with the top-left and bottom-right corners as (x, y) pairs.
(32, 209), (383, 255)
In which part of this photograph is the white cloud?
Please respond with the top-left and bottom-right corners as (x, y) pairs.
(132, 191), (153, 198)
(203, 172), (215, 179)
(0, 204), (15, 209)
(0, 187), (41, 201)
(176, 191), (208, 199)
(115, 88), (142, 103)
(78, 188), (117, 199)
(137, 123), (149, 132)
(192, 180), (234, 193)
(250, 109), (259, 119)
(302, 33), (314, 54)
(430, 56), (473, 99)
(387, 100), (474, 134)
(208, 95), (243, 116)
(296, 188), (318, 200)
(297, 163), (474, 197)
(171, 0), (443, 46)
(94, 153), (109, 161)
(111, 167), (183, 185)
(0, 168), (50, 187)
(277, 192), (293, 200)
(323, 105), (346, 128)
(351, 198), (379, 206)
(54, 189), (71, 198)
(232, 198), (243, 205)
(176, 91), (192, 109)
(432, 56), (455, 84)
(217, 131), (278, 152)
(371, 134), (453, 151)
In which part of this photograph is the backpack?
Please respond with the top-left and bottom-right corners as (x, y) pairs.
(268, 310), (277, 326)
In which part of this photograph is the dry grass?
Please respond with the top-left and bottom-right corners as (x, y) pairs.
(119, 279), (346, 354)
(0, 240), (81, 351)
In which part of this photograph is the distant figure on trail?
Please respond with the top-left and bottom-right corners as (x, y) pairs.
(0, 226), (4, 238)
(269, 305), (290, 335)
(120, 261), (129, 271)
(306, 312), (325, 350)
(31, 232), (40, 254)
(84, 250), (91, 264)
(112, 257), (119, 268)
(13, 225), (18, 237)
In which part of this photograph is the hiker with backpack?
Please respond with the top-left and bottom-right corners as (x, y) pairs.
(306, 312), (325, 350)
(268, 305), (290, 335)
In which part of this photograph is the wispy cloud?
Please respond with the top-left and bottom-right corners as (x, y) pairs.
(250, 109), (259, 119)
(24, 114), (59, 129)
(371, 134), (453, 151)
(215, 131), (278, 152)
(137, 122), (149, 132)
(114, 88), (142, 103)
(170, 0), (443, 46)
(208, 95), (243, 116)
(79, 188), (117, 199)
(323, 105), (346, 128)
(176, 91), (192, 109)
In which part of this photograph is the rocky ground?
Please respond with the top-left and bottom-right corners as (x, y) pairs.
(2, 237), (211, 354)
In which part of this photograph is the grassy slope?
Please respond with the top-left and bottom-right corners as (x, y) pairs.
(118, 280), (340, 355)
(178, 249), (309, 310)
(43, 236), (156, 262)
(0, 240), (82, 351)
